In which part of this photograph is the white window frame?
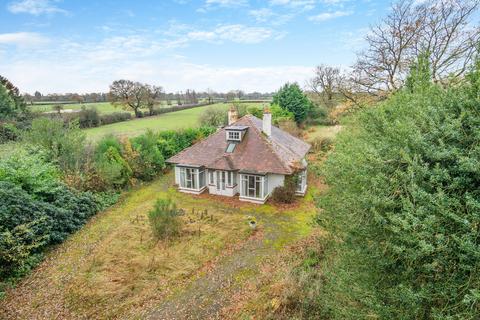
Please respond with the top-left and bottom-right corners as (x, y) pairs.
(226, 130), (241, 141)
(240, 174), (267, 200)
(209, 170), (214, 185)
(179, 167), (206, 191)
(296, 169), (307, 193)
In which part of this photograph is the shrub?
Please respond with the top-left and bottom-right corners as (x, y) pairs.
(310, 137), (333, 153)
(0, 219), (47, 280)
(314, 62), (480, 319)
(272, 175), (298, 204)
(270, 103), (294, 124)
(0, 122), (20, 143)
(247, 106), (263, 118)
(130, 130), (165, 180)
(0, 170), (100, 282)
(24, 118), (87, 172)
(94, 135), (123, 161)
(99, 112), (132, 125)
(306, 105), (329, 125)
(148, 198), (182, 240)
(0, 148), (59, 194)
(78, 107), (100, 128)
(95, 146), (132, 188)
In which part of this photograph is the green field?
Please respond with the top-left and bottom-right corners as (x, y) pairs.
(84, 103), (265, 141)
(29, 102), (123, 114)
(84, 102), (264, 140)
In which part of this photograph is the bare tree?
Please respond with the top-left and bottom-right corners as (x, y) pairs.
(142, 85), (164, 116)
(415, 0), (480, 81)
(309, 64), (342, 107)
(109, 80), (146, 118)
(353, 0), (479, 97)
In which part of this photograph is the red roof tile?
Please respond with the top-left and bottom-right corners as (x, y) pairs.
(166, 115), (310, 174)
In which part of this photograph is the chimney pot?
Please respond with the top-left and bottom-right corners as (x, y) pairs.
(262, 107), (272, 137)
(228, 105), (238, 125)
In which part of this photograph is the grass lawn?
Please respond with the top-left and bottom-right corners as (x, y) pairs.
(29, 102), (120, 114)
(0, 122), (336, 319)
(83, 102), (263, 141)
(0, 171), (319, 319)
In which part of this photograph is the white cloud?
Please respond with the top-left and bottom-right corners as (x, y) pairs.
(212, 24), (276, 43)
(0, 29), (306, 94)
(269, 0), (315, 11)
(0, 32), (50, 46)
(198, 0), (248, 12)
(249, 8), (275, 22)
(205, 0), (247, 6)
(3, 57), (313, 94)
(172, 24), (280, 45)
(308, 10), (352, 22)
(7, 0), (68, 16)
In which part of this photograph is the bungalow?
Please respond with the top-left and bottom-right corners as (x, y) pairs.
(166, 106), (311, 204)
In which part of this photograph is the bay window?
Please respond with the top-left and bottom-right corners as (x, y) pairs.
(179, 167), (205, 190)
(240, 174), (267, 200)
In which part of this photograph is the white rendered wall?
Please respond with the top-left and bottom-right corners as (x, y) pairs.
(267, 173), (285, 195)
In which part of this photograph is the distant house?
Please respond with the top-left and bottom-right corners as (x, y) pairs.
(166, 107), (311, 203)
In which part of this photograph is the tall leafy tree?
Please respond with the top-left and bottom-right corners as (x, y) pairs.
(272, 83), (312, 124)
(0, 75), (28, 121)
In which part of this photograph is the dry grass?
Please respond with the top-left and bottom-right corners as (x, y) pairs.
(304, 125), (342, 142)
(0, 173), (253, 319)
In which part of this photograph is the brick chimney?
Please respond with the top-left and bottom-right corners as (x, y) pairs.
(262, 106), (271, 137)
(228, 105), (238, 125)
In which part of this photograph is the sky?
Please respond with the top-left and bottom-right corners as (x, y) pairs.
(0, 0), (390, 94)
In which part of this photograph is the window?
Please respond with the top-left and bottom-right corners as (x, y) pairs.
(226, 143), (236, 153)
(296, 170), (307, 193)
(179, 167), (206, 190)
(240, 174), (267, 199)
(227, 131), (240, 141)
(209, 170), (214, 184)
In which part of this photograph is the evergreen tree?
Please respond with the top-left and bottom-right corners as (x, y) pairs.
(272, 83), (312, 124)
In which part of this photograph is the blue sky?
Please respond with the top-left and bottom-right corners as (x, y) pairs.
(0, 0), (389, 94)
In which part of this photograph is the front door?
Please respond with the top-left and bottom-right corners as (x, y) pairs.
(216, 171), (226, 191)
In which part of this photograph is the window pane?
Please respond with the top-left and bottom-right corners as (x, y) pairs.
(199, 170), (205, 188)
(180, 168), (185, 188)
(255, 178), (261, 198)
(192, 170), (197, 189)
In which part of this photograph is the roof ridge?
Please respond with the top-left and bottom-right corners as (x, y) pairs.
(244, 116), (293, 174)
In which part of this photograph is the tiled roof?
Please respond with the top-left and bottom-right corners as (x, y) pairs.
(166, 115), (311, 175)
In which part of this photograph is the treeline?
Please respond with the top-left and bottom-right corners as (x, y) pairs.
(23, 89), (273, 105)
(0, 115), (215, 294)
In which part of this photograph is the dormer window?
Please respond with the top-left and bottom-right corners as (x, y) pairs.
(228, 131), (240, 141)
(225, 125), (248, 142)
